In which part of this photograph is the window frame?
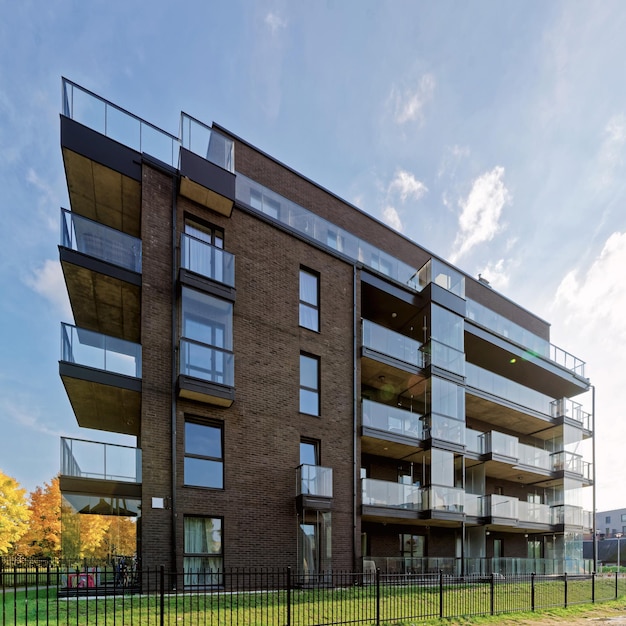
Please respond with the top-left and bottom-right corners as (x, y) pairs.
(183, 418), (224, 489)
(299, 352), (320, 416)
(299, 267), (320, 332)
(183, 515), (224, 586)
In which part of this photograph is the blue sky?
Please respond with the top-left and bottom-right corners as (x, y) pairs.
(1, 0), (625, 512)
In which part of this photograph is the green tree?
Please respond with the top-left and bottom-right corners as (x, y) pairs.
(0, 470), (31, 554)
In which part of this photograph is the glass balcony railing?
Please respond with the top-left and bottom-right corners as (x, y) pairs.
(421, 339), (465, 376)
(464, 493), (482, 516)
(296, 464), (333, 498)
(551, 451), (592, 479)
(518, 500), (551, 524)
(551, 504), (584, 526)
(61, 323), (142, 377)
(483, 431), (518, 458)
(62, 78), (180, 168)
(518, 443), (551, 471)
(466, 362), (553, 415)
(61, 437), (141, 483)
(466, 299), (586, 378)
(423, 414), (465, 445)
(362, 399), (424, 439)
(550, 398), (592, 430)
(361, 478), (421, 510)
(236, 173), (465, 299)
(465, 428), (484, 454)
(422, 486), (464, 513)
(179, 338), (234, 386)
(180, 114), (234, 173)
(61, 208), (142, 273)
(583, 509), (593, 530)
(408, 257), (465, 298)
(180, 233), (235, 286)
(362, 320), (423, 368)
(484, 494), (518, 519)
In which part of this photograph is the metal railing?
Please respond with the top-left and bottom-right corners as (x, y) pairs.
(0, 565), (618, 625)
(179, 338), (234, 386)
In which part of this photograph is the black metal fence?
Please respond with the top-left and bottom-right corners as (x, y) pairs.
(1, 565), (623, 625)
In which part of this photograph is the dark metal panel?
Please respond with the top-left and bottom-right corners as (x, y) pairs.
(179, 147), (235, 201)
(59, 361), (142, 391)
(179, 268), (236, 302)
(61, 115), (141, 181)
(60, 475), (142, 499)
(60, 246), (142, 286)
(177, 375), (235, 407)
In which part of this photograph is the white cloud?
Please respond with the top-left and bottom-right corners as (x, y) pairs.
(476, 258), (512, 291)
(592, 114), (626, 190)
(551, 231), (626, 509)
(265, 12), (287, 35)
(388, 169), (428, 202)
(25, 259), (73, 321)
(382, 205), (403, 233)
(449, 166), (510, 263)
(391, 74), (435, 125)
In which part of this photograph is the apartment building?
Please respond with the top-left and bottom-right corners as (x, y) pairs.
(57, 78), (594, 579)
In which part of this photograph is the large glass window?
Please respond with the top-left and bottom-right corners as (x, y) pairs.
(300, 353), (320, 415)
(184, 420), (223, 489)
(299, 268), (320, 331)
(181, 287), (233, 384)
(183, 517), (223, 585)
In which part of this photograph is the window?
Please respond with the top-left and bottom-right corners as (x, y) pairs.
(607, 516), (612, 524)
(183, 219), (226, 283)
(299, 268), (319, 331)
(300, 439), (319, 466)
(300, 353), (320, 415)
(180, 287), (233, 385)
(300, 439), (320, 495)
(622, 514), (626, 522)
(184, 517), (222, 585)
(184, 420), (223, 488)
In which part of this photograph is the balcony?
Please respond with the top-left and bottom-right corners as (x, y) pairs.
(551, 398), (592, 433)
(518, 443), (551, 472)
(362, 478), (421, 521)
(361, 320), (426, 401)
(60, 437), (142, 502)
(551, 504), (584, 528)
(296, 464), (333, 512)
(179, 114), (235, 216)
(59, 323), (141, 435)
(464, 493), (482, 517)
(361, 399), (425, 460)
(60, 209), (141, 342)
(178, 338), (234, 407)
(421, 486), (464, 516)
(483, 431), (518, 460)
(518, 501), (551, 526)
(551, 451), (593, 482)
(483, 494), (518, 523)
(465, 299), (588, 398)
(179, 233), (235, 299)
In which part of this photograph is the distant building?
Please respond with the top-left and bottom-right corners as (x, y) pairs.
(596, 509), (626, 538)
(56, 78), (594, 579)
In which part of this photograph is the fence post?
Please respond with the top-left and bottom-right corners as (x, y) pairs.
(490, 573), (495, 616)
(616, 570), (619, 599)
(160, 565), (165, 626)
(439, 570), (444, 619)
(376, 568), (381, 626)
(564, 572), (568, 608)
(531, 573), (535, 611)
(592, 571), (595, 604)
(286, 566), (291, 626)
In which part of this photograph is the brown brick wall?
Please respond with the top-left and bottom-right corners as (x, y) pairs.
(168, 198), (357, 570)
(140, 163), (175, 570)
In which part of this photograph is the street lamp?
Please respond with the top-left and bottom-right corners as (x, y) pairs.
(616, 533), (623, 574)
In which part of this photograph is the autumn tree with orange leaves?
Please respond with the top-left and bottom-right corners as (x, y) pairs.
(0, 470), (31, 554)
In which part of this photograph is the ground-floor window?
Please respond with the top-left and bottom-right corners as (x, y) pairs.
(298, 511), (331, 575)
(183, 516), (223, 586)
